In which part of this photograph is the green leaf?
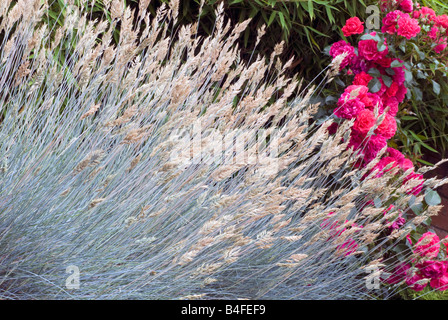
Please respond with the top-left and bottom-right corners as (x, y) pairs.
(368, 77), (381, 93)
(278, 11), (286, 29)
(381, 75), (393, 87)
(412, 87), (423, 101)
(390, 60), (404, 68)
(267, 11), (277, 27)
(411, 202), (424, 215)
(416, 158), (434, 166)
(401, 115), (418, 120)
(373, 197), (382, 208)
(425, 189), (442, 206)
(404, 69), (413, 83)
(420, 141), (439, 153)
(385, 68), (396, 76)
(411, 42), (425, 60)
(432, 80), (441, 95)
(308, 0), (314, 20)
(368, 68), (381, 77)
(360, 33), (379, 41)
(325, 5), (335, 24)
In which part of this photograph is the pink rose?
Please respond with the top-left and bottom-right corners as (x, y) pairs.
(342, 17), (365, 37)
(397, 15), (421, 39)
(383, 97), (399, 117)
(358, 39), (387, 61)
(416, 260), (447, 279)
(362, 93), (384, 112)
(386, 147), (405, 162)
(320, 212), (345, 239)
(399, 0), (413, 12)
(364, 134), (387, 163)
(445, 235), (448, 254)
(414, 232), (440, 259)
(372, 155), (398, 174)
(406, 272), (428, 291)
(395, 84), (407, 103)
(335, 94), (365, 119)
(353, 109), (376, 134)
(399, 158), (414, 171)
(383, 205), (406, 231)
(329, 40), (356, 69)
(413, 6), (436, 22)
(382, 10), (408, 34)
(392, 63), (406, 85)
(347, 131), (365, 151)
(434, 38), (447, 53)
(383, 263), (411, 284)
(429, 26), (441, 40)
(430, 272), (448, 291)
(435, 14), (448, 29)
(344, 84), (369, 99)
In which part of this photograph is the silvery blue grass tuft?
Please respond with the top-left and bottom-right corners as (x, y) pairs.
(0, 0), (445, 300)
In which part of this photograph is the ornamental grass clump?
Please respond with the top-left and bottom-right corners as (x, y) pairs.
(0, 0), (446, 300)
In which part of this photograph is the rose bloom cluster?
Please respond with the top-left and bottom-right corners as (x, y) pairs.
(380, 0), (448, 53)
(329, 6), (425, 195)
(328, 0), (448, 294)
(383, 232), (448, 292)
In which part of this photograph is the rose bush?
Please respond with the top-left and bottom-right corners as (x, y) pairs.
(326, 0), (448, 298)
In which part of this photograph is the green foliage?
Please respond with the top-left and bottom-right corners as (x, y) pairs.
(401, 286), (448, 300)
(141, 0), (375, 79)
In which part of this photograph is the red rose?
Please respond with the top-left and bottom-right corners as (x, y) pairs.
(375, 56), (392, 68)
(342, 17), (364, 37)
(327, 122), (339, 135)
(353, 109), (376, 134)
(386, 82), (399, 97)
(353, 72), (373, 86)
(375, 113), (397, 139)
